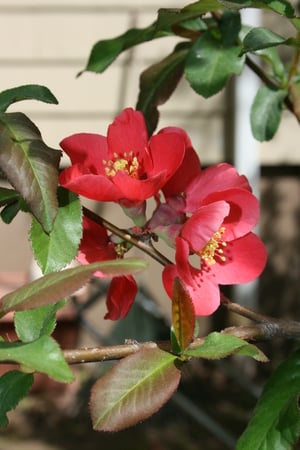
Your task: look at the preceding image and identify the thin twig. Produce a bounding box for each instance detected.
[82,206,172,266]
[61,317,300,364]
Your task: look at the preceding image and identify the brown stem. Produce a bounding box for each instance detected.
[221,295,300,339]
[221,293,272,323]
[61,316,300,364]
[82,206,172,266]
[288,32,300,84]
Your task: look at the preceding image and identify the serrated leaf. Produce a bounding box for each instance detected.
[90,347,181,431]
[137,45,188,135]
[250,85,287,141]
[243,27,288,53]
[0,370,34,428]
[0,258,147,314]
[184,332,268,362]
[79,23,170,75]
[0,336,74,382]
[171,277,196,353]
[0,112,61,232]
[236,350,300,450]
[30,187,82,274]
[185,31,245,98]
[14,302,64,342]
[0,84,58,113]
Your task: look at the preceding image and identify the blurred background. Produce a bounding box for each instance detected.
[0,0,299,448]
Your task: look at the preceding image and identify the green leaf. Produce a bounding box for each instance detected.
[0,112,61,232]
[0,201,21,224]
[243,27,288,53]
[185,30,245,98]
[14,302,64,342]
[184,332,268,362]
[256,47,287,82]
[171,277,196,353]
[0,336,74,382]
[79,23,170,75]
[219,10,241,46]
[137,44,188,135]
[236,350,300,450]
[218,0,295,17]
[156,1,224,31]
[0,258,148,314]
[30,187,82,274]
[0,84,58,113]
[90,347,181,431]
[250,86,287,141]
[0,187,20,207]
[0,370,34,428]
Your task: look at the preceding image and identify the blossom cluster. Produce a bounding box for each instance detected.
[59,108,267,320]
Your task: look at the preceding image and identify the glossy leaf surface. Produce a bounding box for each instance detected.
[30,187,82,273]
[237,350,300,449]
[80,24,170,75]
[14,302,64,343]
[0,112,61,232]
[0,370,34,427]
[0,258,147,314]
[0,84,58,113]
[184,332,268,362]
[185,31,245,98]
[0,336,74,382]
[250,86,287,141]
[91,347,181,431]
[137,45,188,135]
[171,277,196,353]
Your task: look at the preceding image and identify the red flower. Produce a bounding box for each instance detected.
[160,127,201,198]
[78,216,138,320]
[163,232,266,315]
[59,108,186,206]
[163,193,267,316]
[184,162,252,212]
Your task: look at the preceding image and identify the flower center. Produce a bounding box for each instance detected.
[103,151,139,178]
[200,227,227,265]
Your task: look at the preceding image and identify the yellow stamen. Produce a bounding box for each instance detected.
[200,227,227,265]
[103,151,140,178]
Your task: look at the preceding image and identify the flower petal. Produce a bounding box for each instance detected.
[187,270,221,316]
[185,163,251,212]
[60,133,108,172]
[148,132,185,182]
[112,170,166,202]
[104,276,138,320]
[212,232,267,284]
[77,216,116,265]
[181,201,230,252]
[159,127,201,198]
[59,171,122,202]
[107,108,148,157]
[162,250,221,316]
[203,188,260,240]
